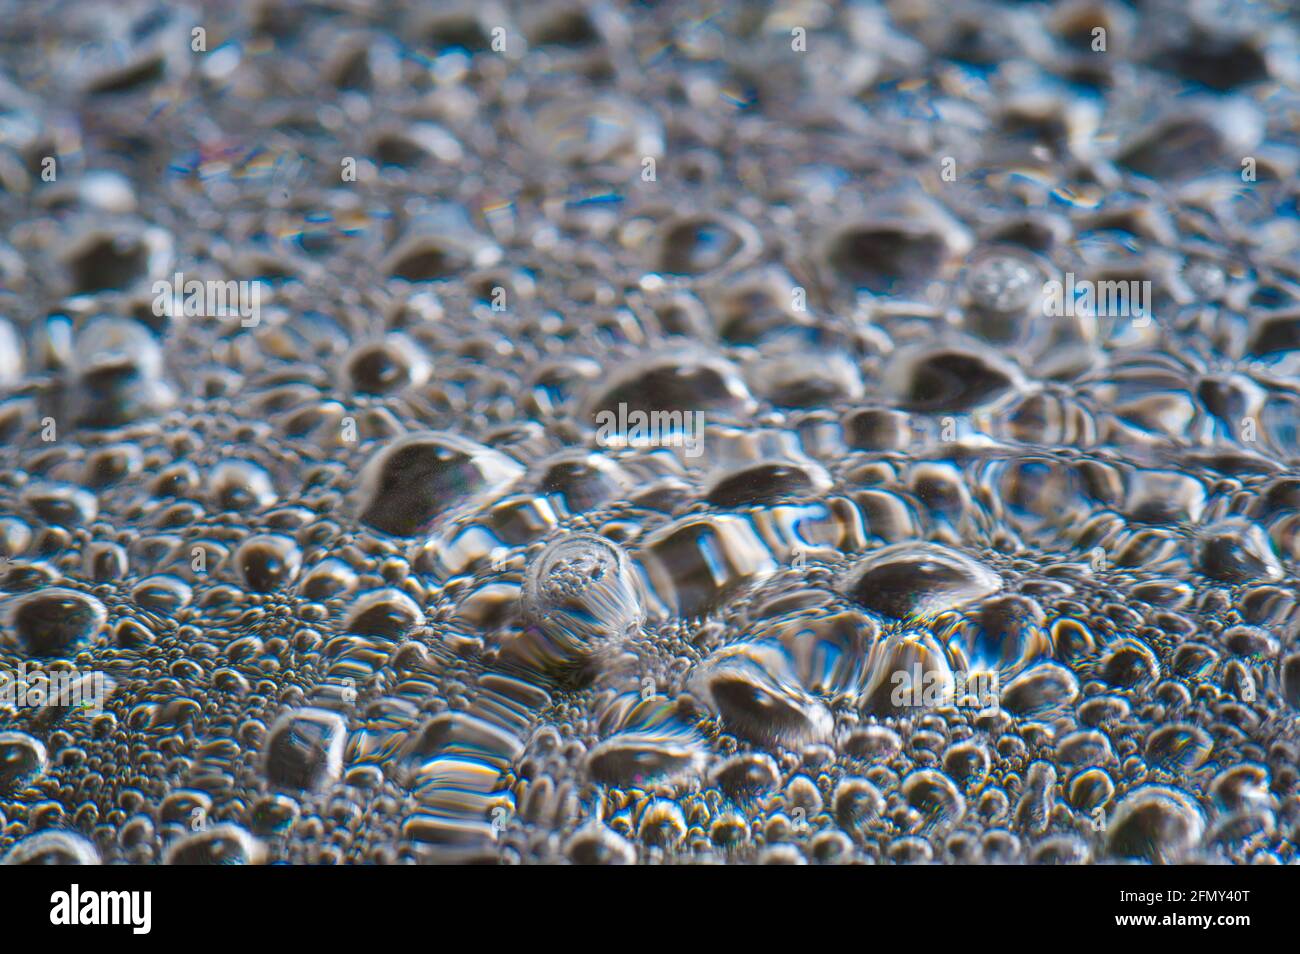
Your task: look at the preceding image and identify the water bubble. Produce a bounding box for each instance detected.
[566,823,635,865]
[841,543,1001,622]
[344,589,424,639]
[656,214,758,277]
[261,708,348,792]
[1106,786,1205,864]
[586,697,705,786]
[236,534,303,592]
[69,316,172,427]
[825,221,954,295]
[0,732,47,791]
[164,824,267,865]
[1196,519,1283,583]
[710,752,781,797]
[518,533,643,670]
[586,353,756,425]
[964,254,1039,316]
[886,344,1021,414]
[356,432,524,537]
[4,588,106,656]
[696,643,834,746]
[2,830,100,865]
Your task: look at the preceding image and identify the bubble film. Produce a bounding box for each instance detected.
[1,0,1299,869]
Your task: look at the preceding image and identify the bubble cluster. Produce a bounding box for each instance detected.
[1,0,1299,867]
